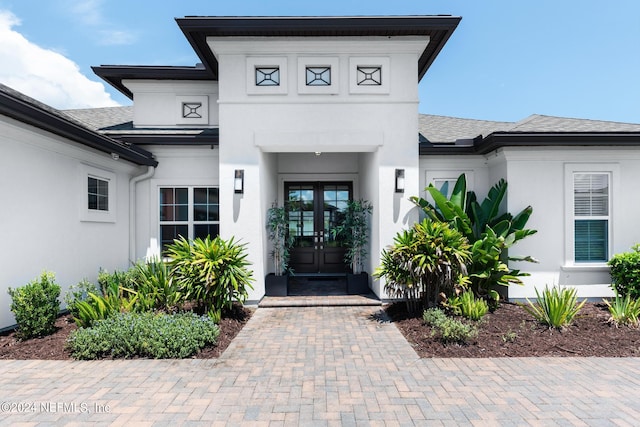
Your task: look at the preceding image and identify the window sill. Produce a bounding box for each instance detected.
[561,264,610,272]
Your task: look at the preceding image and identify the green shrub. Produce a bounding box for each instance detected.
[436,318,478,343]
[608,244,640,299]
[67,312,220,359]
[374,219,471,313]
[448,291,489,321]
[523,285,586,329]
[8,272,61,339]
[411,174,537,298]
[166,236,254,319]
[603,292,640,327]
[131,258,183,312]
[72,275,138,328]
[64,279,100,318]
[422,308,478,344]
[73,292,119,328]
[423,307,448,326]
[98,267,137,290]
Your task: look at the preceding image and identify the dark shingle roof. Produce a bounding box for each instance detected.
[419,114,513,143]
[509,114,640,133]
[63,106,219,145]
[63,106,133,131]
[419,114,640,144]
[419,113,640,155]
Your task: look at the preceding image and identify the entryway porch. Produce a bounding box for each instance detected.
[259,275,381,307]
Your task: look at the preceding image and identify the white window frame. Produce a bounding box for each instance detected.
[157,185,220,251]
[79,164,116,223]
[563,163,618,268]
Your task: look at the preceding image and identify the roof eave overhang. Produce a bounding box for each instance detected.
[107,132,220,146]
[92,66,214,100]
[476,132,640,154]
[176,16,461,81]
[420,132,640,155]
[0,93,157,166]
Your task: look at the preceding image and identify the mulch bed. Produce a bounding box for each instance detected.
[2,302,639,359]
[386,302,640,357]
[0,305,253,360]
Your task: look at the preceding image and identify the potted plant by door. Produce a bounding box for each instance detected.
[340,199,373,294]
[265,203,292,296]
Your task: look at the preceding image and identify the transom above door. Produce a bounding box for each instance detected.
[285,182,352,274]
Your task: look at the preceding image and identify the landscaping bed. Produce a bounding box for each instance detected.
[386,301,640,357]
[2,301,639,359]
[0,305,252,360]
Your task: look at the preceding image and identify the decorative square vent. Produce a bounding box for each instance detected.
[175,95,209,125]
[305,67,331,86]
[349,57,389,94]
[357,66,382,86]
[256,67,280,86]
[182,102,203,119]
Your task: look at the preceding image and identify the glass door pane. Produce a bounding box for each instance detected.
[322,184,349,248]
[287,184,315,248]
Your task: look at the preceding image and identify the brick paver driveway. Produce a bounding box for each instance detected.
[1,306,639,426]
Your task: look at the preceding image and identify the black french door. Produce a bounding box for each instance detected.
[285,182,352,274]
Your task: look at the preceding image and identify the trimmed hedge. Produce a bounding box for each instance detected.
[8,272,60,339]
[608,244,640,299]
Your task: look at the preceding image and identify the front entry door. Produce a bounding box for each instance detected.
[286,182,352,274]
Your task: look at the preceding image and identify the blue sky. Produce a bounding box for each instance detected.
[0,0,638,123]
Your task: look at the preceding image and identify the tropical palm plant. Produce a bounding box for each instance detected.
[374,219,471,314]
[410,174,537,298]
[165,235,254,321]
[132,258,183,312]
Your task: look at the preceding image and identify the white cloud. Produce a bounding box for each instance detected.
[67,0,137,46]
[69,0,105,26]
[0,10,119,109]
[98,29,137,46]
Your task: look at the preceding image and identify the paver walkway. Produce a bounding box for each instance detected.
[1,306,639,426]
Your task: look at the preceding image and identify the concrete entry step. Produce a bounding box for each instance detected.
[259,276,382,307]
[259,294,381,307]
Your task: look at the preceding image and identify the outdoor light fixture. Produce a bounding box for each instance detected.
[395,169,405,193]
[234,169,244,194]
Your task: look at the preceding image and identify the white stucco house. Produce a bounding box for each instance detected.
[2,15,640,329]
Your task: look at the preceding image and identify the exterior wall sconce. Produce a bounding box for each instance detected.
[395,169,405,193]
[234,169,244,194]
